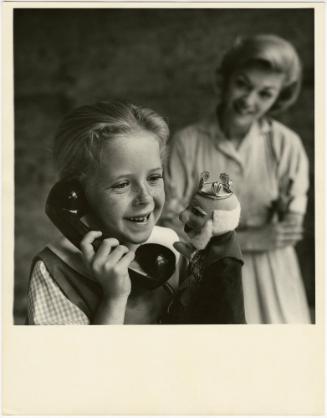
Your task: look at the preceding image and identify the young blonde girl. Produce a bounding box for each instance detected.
[27,100,179,325]
[162,34,311,323]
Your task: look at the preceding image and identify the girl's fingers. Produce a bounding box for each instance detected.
[104,245,130,266]
[94,237,120,259]
[80,230,103,262]
[116,250,135,269]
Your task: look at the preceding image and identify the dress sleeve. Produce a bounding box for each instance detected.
[274,125,310,215]
[27,260,89,325]
[161,128,197,237]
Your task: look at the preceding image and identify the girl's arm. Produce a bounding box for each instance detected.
[80,231,135,325]
[92,295,129,324]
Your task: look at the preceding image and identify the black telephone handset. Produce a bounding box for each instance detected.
[45,179,176,289]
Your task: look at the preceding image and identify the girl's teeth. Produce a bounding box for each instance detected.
[128,214,150,222]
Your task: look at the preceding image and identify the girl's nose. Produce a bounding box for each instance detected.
[133,184,152,205]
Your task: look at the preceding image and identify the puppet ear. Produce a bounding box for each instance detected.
[173,241,196,259]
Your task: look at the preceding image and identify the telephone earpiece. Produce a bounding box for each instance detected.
[45,179,104,251]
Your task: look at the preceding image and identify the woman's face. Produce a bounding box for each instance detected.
[84,130,165,247]
[222,66,285,134]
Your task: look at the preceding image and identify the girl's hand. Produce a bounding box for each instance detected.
[80,231,135,299]
[238,217,304,252]
[80,231,135,324]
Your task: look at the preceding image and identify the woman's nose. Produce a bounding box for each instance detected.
[242,91,257,108]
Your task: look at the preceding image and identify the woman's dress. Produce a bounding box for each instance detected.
[162,115,311,323]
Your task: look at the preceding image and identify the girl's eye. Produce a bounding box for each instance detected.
[112,181,130,190]
[148,174,163,183]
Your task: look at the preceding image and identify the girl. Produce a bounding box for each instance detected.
[27,100,180,325]
[161,34,311,323]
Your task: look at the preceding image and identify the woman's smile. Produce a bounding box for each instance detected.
[234,100,256,116]
[221,67,285,138]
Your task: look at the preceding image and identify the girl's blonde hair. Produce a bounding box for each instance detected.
[216,34,302,113]
[53,100,169,180]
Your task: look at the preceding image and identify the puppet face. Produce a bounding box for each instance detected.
[179,192,240,248]
[179,194,215,236]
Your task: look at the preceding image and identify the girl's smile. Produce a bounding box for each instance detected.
[84,130,165,247]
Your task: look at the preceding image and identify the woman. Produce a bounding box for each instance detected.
[161,34,311,323]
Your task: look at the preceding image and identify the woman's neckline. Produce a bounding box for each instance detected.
[216,105,251,147]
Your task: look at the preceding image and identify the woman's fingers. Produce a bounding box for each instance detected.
[278,223,303,241]
[279,222,303,234]
[275,230,304,247]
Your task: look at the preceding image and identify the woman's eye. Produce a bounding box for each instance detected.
[235,78,248,89]
[260,90,273,100]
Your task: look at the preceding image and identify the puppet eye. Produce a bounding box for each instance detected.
[191,206,207,217]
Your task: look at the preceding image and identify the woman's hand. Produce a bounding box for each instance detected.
[80,231,135,324]
[238,215,304,252]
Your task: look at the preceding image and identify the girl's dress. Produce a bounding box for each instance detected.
[161,114,311,324]
[27,226,180,325]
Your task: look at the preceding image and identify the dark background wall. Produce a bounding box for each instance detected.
[14,8,314,324]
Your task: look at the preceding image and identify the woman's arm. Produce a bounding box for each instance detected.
[240,125,308,254]
[238,213,304,252]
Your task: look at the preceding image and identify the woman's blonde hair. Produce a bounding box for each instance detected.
[216,34,302,113]
[53,100,169,180]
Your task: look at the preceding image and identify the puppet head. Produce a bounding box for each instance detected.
[179,172,241,250]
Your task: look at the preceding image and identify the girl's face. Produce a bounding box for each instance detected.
[222,66,285,134]
[84,130,165,247]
